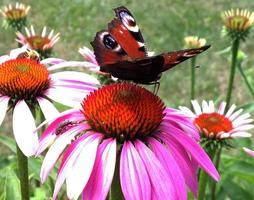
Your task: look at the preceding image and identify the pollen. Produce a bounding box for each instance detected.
[194,112,233,139]
[0,58,50,100]
[82,83,165,141]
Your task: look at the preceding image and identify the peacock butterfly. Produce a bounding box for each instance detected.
[91,6,210,84]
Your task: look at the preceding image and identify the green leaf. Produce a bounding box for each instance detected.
[3,167,21,200]
[31,188,47,200]
[238,102,254,113]
[0,135,16,153]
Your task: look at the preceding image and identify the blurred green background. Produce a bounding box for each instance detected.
[0,0,254,199]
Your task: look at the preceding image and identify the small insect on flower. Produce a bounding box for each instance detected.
[17,48,41,62]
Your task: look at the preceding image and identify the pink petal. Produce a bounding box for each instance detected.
[41,58,65,65]
[36,109,84,155]
[120,141,152,200]
[13,100,39,157]
[157,132,198,196]
[40,125,87,183]
[147,137,187,200]
[66,133,103,199]
[161,124,220,181]
[134,140,175,200]
[48,61,99,72]
[243,147,254,157]
[37,97,59,121]
[82,138,117,200]
[50,71,100,85]
[0,96,9,126]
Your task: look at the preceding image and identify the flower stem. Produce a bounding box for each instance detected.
[108,158,124,200]
[225,39,240,112]
[210,146,222,200]
[198,147,216,200]
[237,61,254,99]
[16,144,29,200]
[190,57,196,102]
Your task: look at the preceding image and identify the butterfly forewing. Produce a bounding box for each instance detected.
[161,45,211,71]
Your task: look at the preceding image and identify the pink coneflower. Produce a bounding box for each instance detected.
[243,147,254,157]
[37,83,219,200]
[0,46,99,157]
[180,100,254,140]
[16,25,60,58]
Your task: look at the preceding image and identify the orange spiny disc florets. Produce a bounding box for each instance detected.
[27,36,51,50]
[194,112,233,139]
[0,58,50,100]
[82,83,165,141]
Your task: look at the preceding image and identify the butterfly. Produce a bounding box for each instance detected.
[91,6,210,84]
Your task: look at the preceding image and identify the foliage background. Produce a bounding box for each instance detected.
[0,0,254,199]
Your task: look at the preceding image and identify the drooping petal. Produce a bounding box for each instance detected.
[13,100,39,157]
[40,125,87,183]
[191,100,202,115]
[243,147,254,157]
[47,61,99,71]
[0,96,9,126]
[53,133,93,199]
[0,55,10,64]
[82,138,117,200]
[120,141,152,200]
[66,133,103,200]
[134,140,175,200]
[147,137,187,200]
[36,109,84,155]
[157,132,198,196]
[37,97,59,121]
[160,124,220,181]
[40,58,65,65]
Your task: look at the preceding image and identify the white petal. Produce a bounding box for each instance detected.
[13,101,39,157]
[0,96,9,126]
[178,106,196,118]
[201,100,210,113]
[37,98,59,121]
[191,100,202,115]
[208,101,215,112]
[48,61,99,72]
[218,102,226,114]
[230,132,252,138]
[0,55,10,64]
[225,104,237,118]
[9,46,28,59]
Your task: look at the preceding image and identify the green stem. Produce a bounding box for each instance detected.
[190,57,196,102]
[16,144,29,200]
[225,39,240,112]
[210,146,222,200]
[108,157,124,200]
[198,147,216,200]
[237,62,254,99]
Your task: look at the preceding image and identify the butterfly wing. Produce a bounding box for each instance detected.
[108,6,147,59]
[161,45,211,71]
[100,56,164,83]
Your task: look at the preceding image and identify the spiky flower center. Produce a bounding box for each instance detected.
[0,58,50,100]
[26,36,51,50]
[82,83,165,141]
[194,112,233,139]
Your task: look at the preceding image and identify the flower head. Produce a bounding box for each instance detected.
[0,47,99,156]
[184,36,207,48]
[221,9,254,40]
[180,100,254,142]
[37,83,219,200]
[16,26,60,58]
[0,2,30,30]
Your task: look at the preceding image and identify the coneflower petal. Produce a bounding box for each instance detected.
[13,100,39,157]
[0,96,9,126]
[82,138,117,200]
[120,141,152,200]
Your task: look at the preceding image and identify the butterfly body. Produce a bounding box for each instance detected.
[91,6,210,84]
